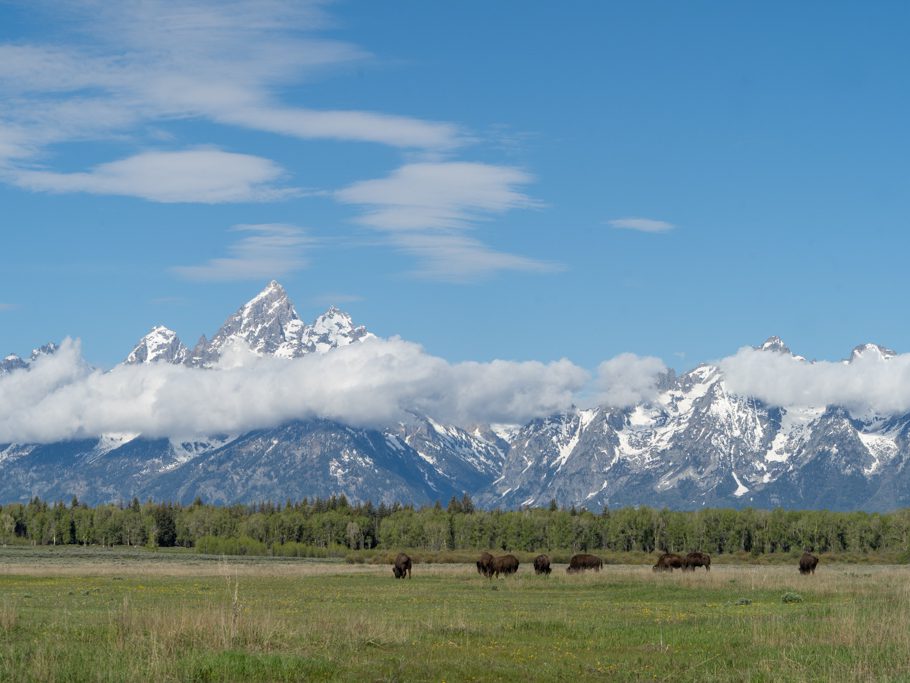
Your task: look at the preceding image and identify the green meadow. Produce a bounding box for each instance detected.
[0,547,908,682]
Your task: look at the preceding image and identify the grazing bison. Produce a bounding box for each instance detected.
[799,552,819,575]
[490,554,520,577]
[652,553,685,572]
[683,551,711,571]
[392,552,412,579]
[566,553,604,573]
[533,554,552,575]
[476,551,494,577]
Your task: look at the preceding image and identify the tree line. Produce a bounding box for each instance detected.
[2,495,909,557]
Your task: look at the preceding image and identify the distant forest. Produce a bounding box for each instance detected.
[2,495,909,558]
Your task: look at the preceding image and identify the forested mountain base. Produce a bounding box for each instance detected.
[3,496,909,560]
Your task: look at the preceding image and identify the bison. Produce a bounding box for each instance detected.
[652,553,685,572]
[392,552,412,579]
[476,551,494,577]
[533,554,552,575]
[683,551,711,571]
[799,551,819,575]
[566,553,603,573]
[490,554,520,577]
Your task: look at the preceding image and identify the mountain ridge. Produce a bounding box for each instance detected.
[1,284,908,511]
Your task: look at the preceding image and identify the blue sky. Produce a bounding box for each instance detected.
[2,1,909,371]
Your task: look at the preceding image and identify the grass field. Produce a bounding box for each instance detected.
[0,547,908,681]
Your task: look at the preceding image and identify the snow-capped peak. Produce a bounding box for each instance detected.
[187,282,373,365]
[303,306,374,353]
[29,342,58,360]
[758,336,791,354]
[125,326,189,365]
[0,353,27,375]
[849,343,896,363]
[189,281,301,365]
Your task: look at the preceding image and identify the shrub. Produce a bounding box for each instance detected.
[195,535,267,556]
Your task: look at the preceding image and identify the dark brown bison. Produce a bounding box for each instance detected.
[566,553,603,573]
[652,553,685,572]
[799,552,819,575]
[683,551,711,571]
[392,552,412,579]
[490,554,519,577]
[476,551,494,577]
[533,554,551,575]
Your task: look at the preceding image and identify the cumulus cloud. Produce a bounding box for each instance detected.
[608,217,675,233]
[594,353,668,408]
[0,338,591,443]
[720,346,910,416]
[172,224,313,281]
[11,149,295,203]
[336,162,557,280]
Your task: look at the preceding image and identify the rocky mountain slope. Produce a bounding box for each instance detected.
[2,284,909,510]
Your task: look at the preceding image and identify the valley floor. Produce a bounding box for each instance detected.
[0,548,908,681]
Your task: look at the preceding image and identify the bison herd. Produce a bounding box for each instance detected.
[652,551,712,572]
[393,549,821,578]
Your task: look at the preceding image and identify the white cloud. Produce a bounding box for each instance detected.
[337,162,538,230]
[389,232,560,282]
[594,353,667,408]
[218,105,463,150]
[0,304,17,312]
[0,338,589,443]
[336,162,557,280]
[0,0,462,173]
[12,149,295,203]
[720,346,910,416]
[608,217,675,233]
[172,224,312,281]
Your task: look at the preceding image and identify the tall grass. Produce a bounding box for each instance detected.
[1,550,909,681]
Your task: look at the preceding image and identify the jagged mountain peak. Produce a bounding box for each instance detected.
[245,280,290,308]
[30,342,58,360]
[184,282,373,365]
[125,326,188,365]
[849,343,896,363]
[189,281,301,365]
[0,353,27,375]
[1,342,57,375]
[304,306,373,353]
[758,336,791,354]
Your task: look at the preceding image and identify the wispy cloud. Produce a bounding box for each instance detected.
[389,232,560,283]
[336,162,558,280]
[11,149,296,203]
[172,224,313,281]
[608,217,675,233]
[0,1,463,175]
[310,293,364,306]
[0,303,17,312]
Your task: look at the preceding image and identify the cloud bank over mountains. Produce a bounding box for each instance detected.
[0,338,592,443]
[721,345,910,417]
[3,330,909,446]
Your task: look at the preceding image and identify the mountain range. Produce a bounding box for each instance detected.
[2,282,908,511]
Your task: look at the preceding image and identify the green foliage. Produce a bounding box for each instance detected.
[781,592,804,603]
[2,498,910,561]
[196,535,268,556]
